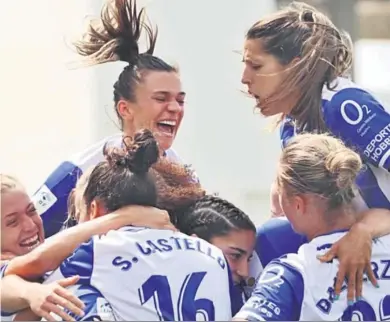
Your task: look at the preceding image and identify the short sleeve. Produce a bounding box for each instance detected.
[68,285,116,321]
[235,259,304,321]
[323,87,390,170]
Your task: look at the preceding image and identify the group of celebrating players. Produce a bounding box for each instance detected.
[1,0,390,321]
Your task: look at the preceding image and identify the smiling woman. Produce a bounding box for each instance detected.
[31,0,193,238]
[1,174,44,258]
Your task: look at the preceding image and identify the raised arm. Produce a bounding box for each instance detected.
[4,206,173,279]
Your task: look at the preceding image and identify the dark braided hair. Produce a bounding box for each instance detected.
[173,195,256,242]
[74,0,177,129]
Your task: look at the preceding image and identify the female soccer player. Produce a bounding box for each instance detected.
[241,1,390,212]
[235,133,390,321]
[33,0,190,238]
[37,129,236,321]
[1,173,174,321]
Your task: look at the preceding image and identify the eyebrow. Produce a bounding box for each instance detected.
[26,202,36,211]
[4,212,18,219]
[229,247,247,255]
[153,91,186,96]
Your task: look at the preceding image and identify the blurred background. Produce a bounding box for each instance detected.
[1,0,389,225]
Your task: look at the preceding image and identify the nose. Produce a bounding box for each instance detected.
[167,100,182,113]
[241,66,251,85]
[236,259,250,280]
[21,215,37,233]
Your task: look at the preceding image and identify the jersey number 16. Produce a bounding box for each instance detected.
[138,271,215,321]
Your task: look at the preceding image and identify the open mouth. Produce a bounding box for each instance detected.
[248,91,261,106]
[156,120,177,137]
[19,234,40,251]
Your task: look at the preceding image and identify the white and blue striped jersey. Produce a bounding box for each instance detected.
[31,133,187,238]
[280,77,390,210]
[236,230,390,321]
[44,227,236,321]
[243,218,306,298]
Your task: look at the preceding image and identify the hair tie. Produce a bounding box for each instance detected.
[301,10,315,23]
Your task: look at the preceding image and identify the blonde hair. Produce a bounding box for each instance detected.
[67,167,95,223]
[277,133,362,209]
[247,1,353,132]
[1,174,24,193]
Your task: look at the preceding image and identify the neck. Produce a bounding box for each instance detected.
[306,206,356,241]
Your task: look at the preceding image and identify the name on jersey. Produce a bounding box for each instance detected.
[112,236,226,271]
[316,259,390,314]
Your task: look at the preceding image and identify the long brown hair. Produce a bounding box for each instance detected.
[247,1,353,132]
[74,0,177,129]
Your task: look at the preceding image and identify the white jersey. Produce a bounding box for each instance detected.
[236,230,390,321]
[31,133,191,238]
[44,227,235,321]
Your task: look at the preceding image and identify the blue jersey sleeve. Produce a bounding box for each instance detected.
[32,161,83,238]
[256,218,307,267]
[59,237,94,284]
[324,87,390,170]
[235,259,304,321]
[66,285,116,321]
[280,116,295,149]
[1,262,8,279]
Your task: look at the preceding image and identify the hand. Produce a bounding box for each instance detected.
[112,205,177,231]
[317,223,377,302]
[1,251,16,261]
[25,275,85,321]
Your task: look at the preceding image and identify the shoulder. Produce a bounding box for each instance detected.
[256,218,307,266]
[68,133,123,170]
[322,78,389,130]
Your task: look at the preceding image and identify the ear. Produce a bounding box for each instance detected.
[89,200,107,220]
[117,99,134,122]
[293,194,307,217]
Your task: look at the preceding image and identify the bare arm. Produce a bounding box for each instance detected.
[5,205,172,279]
[0,275,35,312]
[1,275,84,320]
[355,208,390,238]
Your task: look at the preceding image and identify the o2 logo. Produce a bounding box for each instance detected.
[340,100,371,126]
[340,295,390,321]
[257,265,285,291]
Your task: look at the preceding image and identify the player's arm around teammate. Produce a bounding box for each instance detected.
[235,134,389,321]
[1,173,174,321]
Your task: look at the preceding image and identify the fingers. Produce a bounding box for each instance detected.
[54,287,85,315]
[365,264,378,288]
[317,248,336,263]
[355,269,364,299]
[42,302,75,321]
[346,267,357,304]
[334,264,346,299]
[57,276,80,288]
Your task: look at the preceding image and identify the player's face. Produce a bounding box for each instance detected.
[210,229,256,284]
[241,38,293,117]
[278,187,306,234]
[1,189,44,256]
[122,71,185,152]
